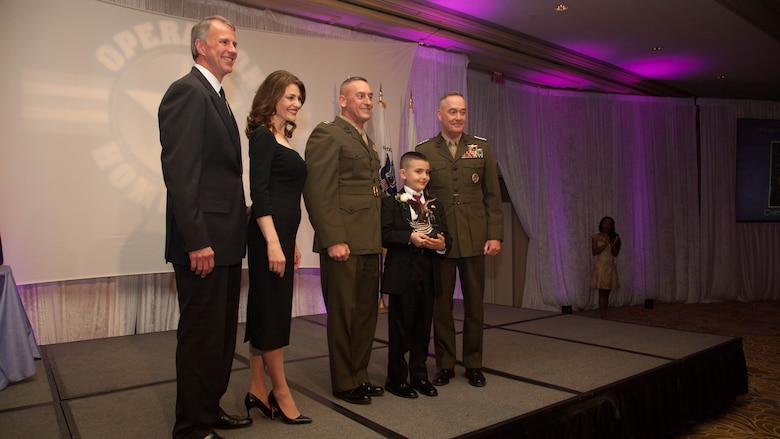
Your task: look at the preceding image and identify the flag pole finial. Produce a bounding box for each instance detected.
[378,83,386,108]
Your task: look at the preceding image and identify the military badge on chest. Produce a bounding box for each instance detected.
[462,144,484,159]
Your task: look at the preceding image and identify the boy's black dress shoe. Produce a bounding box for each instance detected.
[411,378,438,396]
[465,368,486,387]
[385,381,418,399]
[358,382,385,396]
[215,409,253,429]
[333,388,372,404]
[433,368,455,386]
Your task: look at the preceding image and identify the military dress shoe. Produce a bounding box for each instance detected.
[385,381,418,399]
[411,378,438,396]
[358,382,385,396]
[433,368,455,386]
[215,409,252,429]
[333,388,372,405]
[465,368,486,387]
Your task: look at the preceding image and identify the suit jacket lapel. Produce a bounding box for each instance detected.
[190,68,241,155]
[401,202,413,223]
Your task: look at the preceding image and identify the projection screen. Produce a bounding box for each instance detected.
[0,0,416,284]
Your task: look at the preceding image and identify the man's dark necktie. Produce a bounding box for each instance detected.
[219,88,232,116]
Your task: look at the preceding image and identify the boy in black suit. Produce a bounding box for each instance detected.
[381,151,450,398]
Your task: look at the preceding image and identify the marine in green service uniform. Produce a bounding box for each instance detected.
[415,91,504,388]
[303,76,386,405]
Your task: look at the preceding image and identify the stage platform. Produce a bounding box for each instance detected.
[0,301,747,438]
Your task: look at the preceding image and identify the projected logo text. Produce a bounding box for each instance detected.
[91,20,261,213]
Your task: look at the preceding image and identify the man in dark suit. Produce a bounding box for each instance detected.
[303,76,385,405]
[415,92,504,388]
[159,16,250,439]
[381,151,450,399]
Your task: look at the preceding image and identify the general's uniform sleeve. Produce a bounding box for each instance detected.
[159,81,210,252]
[303,124,348,249]
[480,141,504,242]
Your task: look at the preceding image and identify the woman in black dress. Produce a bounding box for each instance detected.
[243,70,310,424]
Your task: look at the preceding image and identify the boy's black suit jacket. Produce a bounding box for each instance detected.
[380,194,451,295]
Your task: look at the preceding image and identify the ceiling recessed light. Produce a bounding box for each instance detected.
[716,75,726,80]
[652,46,662,51]
[554,4,568,12]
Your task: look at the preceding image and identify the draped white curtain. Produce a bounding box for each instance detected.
[698,98,780,301]
[400,48,469,152]
[467,71,702,311]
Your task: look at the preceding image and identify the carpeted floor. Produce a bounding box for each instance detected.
[1,301,750,438]
[577,301,780,439]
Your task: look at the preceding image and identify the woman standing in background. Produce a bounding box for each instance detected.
[590,216,621,319]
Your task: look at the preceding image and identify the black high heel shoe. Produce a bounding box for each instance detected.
[268,391,312,425]
[244,392,274,419]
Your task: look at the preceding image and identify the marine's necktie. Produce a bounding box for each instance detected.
[448,140,457,158]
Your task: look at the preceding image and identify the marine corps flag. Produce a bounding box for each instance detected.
[375,84,398,195]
